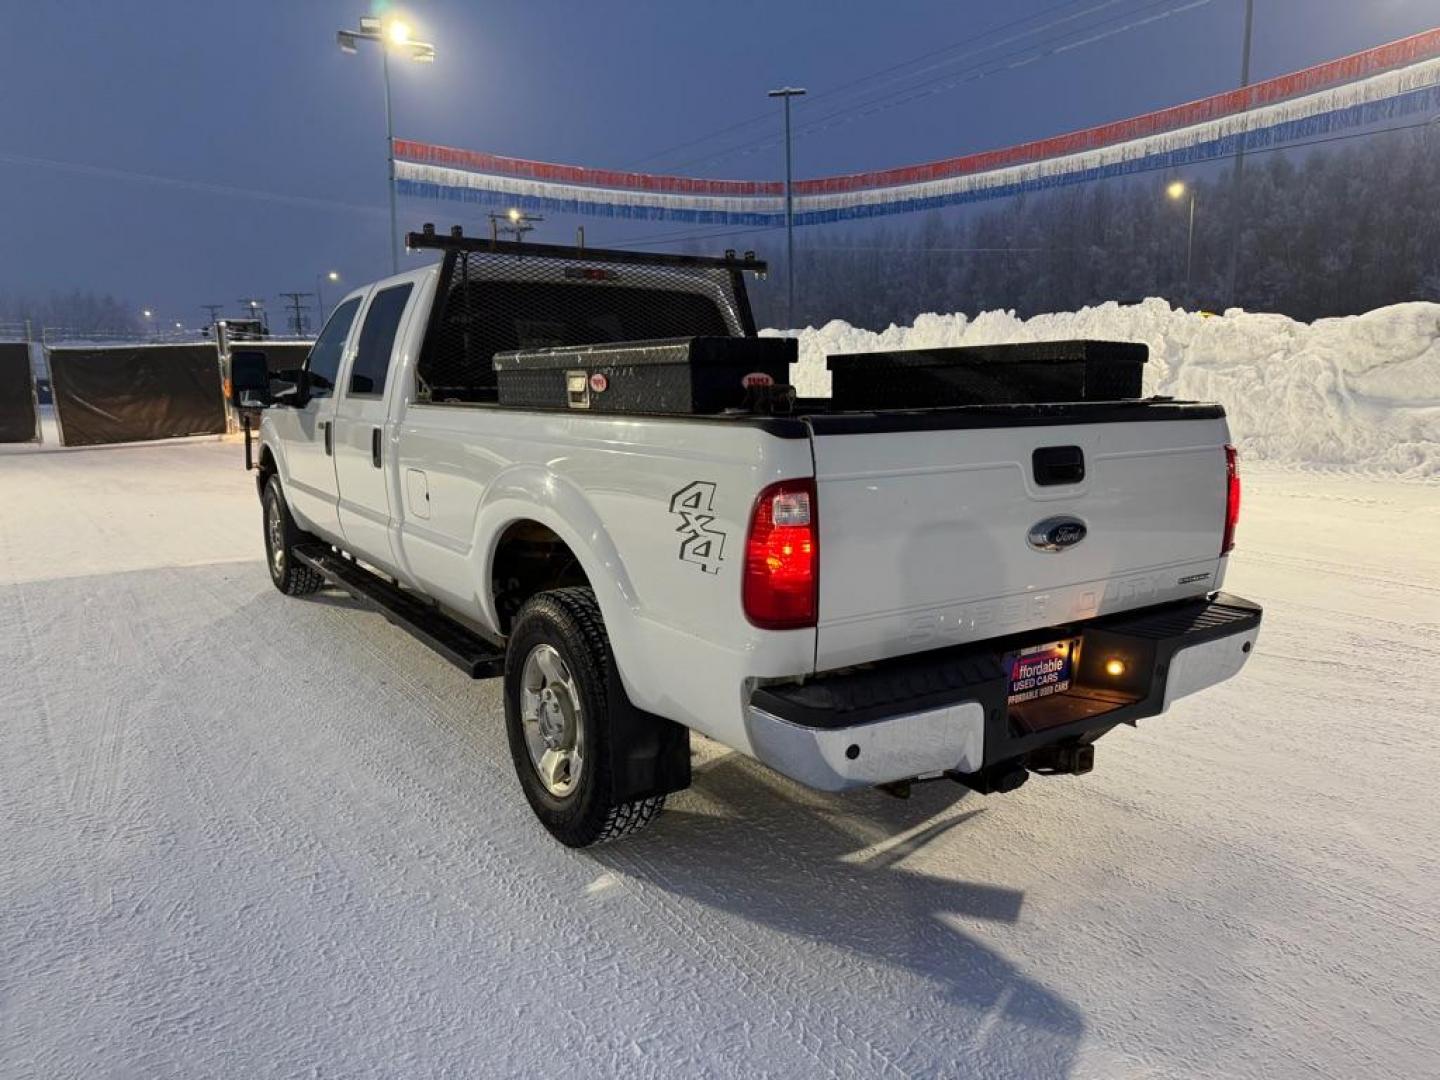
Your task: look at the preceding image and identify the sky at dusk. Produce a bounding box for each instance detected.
[1,0,1435,328]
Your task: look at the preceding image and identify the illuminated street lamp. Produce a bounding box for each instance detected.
[142,308,157,339]
[338,14,436,275]
[489,207,542,242]
[239,298,268,334]
[315,269,341,322]
[1167,180,1197,298]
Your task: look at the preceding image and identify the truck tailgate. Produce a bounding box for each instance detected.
[808,409,1232,670]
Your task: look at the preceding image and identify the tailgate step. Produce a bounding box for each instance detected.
[292,545,505,679]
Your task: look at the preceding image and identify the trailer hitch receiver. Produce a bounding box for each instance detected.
[1028,744,1095,776]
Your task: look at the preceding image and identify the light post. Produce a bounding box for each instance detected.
[315,270,340,322]
[338,15,436,275]
[489,207,543,242]
[142,309,156,340]
[1167,180,1196,301]
[1226,0,1255,308]
[239,299,268,334]
[768,86,806,330]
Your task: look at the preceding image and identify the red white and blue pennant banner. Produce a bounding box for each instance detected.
[395,29,1440,227]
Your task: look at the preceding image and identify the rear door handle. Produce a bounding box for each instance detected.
[371,427,382,468]
[320,420,332,456]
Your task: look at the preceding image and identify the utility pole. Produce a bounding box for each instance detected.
[278,292,313,337]
[201,304,225,327]
[768,87,806,330]
[489,208,543,242]
[1225,0,1255,309]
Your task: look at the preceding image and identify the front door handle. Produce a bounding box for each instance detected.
[371,427,382,468]
[320,420,332,456]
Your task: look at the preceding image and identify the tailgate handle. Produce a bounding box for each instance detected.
[1033,445,1085,486]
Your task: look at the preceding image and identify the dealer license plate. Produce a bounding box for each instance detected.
[1004,639,1077,705]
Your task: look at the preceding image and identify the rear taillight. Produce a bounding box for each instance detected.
[1222,444,1241,554]
[743,479,818,630]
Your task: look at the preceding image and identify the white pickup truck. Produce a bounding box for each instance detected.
[235,227,1261,847]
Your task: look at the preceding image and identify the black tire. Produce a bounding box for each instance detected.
[262,475,324,597]
[503,587,665,847]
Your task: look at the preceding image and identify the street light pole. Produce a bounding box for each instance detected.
[768,87,806,330]
[1185,188,1196,293]
[1225,0,1255,308]
[315,271,339,323]
[338,16,436,277]
[382,44,398,275]
[1167,180,1197,302]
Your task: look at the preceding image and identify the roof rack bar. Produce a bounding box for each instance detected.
[405,224,768,275]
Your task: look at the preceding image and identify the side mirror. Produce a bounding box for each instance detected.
[231,350,272,408]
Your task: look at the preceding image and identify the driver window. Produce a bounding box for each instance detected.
[304,296,363,396]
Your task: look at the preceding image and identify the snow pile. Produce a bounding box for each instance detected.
[769,299,1440,478]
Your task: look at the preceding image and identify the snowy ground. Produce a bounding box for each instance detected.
[2,417,1438,1079]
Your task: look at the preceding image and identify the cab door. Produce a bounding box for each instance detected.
[279,294,364,540]
[332,281,416,571]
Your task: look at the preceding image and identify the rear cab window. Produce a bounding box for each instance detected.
[348,284,415,398]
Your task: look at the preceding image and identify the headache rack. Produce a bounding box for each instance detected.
[405,225,768,405]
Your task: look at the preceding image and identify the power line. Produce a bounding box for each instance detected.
[786,0,1217,148]
[667,0,1213,172]
[629,0,1127,171]
[785,0,1133,120]
[0,150,386,217]
[687,0,1214,170]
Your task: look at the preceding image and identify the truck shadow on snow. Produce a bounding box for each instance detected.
[596,752,1087,1077]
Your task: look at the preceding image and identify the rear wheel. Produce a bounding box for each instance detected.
[503,587,665,847]
[262,476,324,597]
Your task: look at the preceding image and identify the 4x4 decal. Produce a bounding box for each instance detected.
[669,481,726,575]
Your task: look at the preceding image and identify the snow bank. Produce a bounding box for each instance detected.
[767,299,1440,478]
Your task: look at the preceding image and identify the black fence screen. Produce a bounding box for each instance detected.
[417,246,755,403]
[0,342,39,443]
[48,344,226,447]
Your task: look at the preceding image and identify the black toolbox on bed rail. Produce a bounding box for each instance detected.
[826,339,1148,410]
[493,335,796,414]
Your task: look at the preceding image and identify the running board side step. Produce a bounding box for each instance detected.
[292,545,505,679]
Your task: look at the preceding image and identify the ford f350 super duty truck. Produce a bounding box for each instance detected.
[233,226,1260,847]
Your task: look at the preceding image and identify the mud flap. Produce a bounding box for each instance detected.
[606,658,691,801]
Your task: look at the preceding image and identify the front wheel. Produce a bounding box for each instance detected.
[503,587,665,847]
[262,476,324,597]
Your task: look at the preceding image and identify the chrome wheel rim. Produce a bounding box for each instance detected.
[266,491,285,578]
[520,644,584,798]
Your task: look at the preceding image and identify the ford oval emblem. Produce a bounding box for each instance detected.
[1027,515,1087,553]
